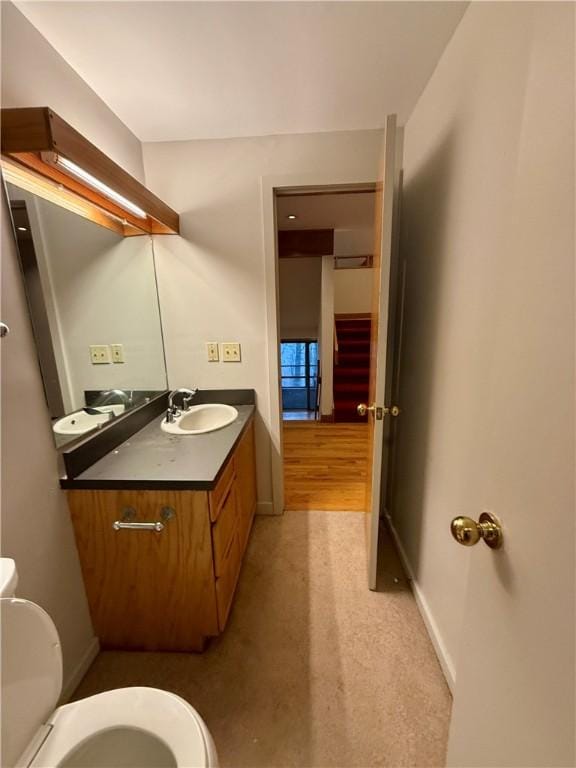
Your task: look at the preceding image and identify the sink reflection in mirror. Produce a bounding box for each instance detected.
[6,182,168,449]
[53,405,124,437]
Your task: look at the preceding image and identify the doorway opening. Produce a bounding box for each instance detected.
[275,185,376,511]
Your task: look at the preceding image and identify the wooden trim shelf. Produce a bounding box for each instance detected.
[277,228,334,258]
[1,107,179,236]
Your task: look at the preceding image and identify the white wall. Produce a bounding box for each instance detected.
[333,228,374,314]
[1,2,144,180]
[394,0,574,690]
[334,269,373,315]
[319,255,335,417]
[278,257,321,340]
[334,227,373,257]
[144,130,383,505]
[0,3,146,693]
[1,190,97,692]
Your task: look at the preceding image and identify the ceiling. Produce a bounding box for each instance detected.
[15,1,467,143]
[276,191,375,231]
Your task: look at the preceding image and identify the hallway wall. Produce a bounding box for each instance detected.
[279,257,322,340]
[333,269,373,315]
[394,0,575,689]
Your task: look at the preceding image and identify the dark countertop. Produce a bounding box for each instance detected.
[60,405,255,491]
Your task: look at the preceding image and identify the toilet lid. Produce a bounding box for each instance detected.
[33,687,213,768]
[0,598,62,768]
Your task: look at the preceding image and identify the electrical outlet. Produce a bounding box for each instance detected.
[206,342,219,362]
[221,342,241,362]
[89,345,111,364]
[111,344,125,363]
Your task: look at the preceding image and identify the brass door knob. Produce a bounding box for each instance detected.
[450,512,503,549]
[357,403,401,417]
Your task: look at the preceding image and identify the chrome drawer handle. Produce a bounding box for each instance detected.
[113,520,165,532]
[112,506,174,532]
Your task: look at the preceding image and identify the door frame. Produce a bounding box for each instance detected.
[261,174,378,515]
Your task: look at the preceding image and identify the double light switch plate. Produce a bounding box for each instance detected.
[89,345,111,364]
[222,343,241,362]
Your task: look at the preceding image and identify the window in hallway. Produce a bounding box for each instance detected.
[281,340,318,417]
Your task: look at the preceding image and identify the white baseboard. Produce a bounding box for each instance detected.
[384,512,456,692]
[60,636,100,703]
[256,501,278,516]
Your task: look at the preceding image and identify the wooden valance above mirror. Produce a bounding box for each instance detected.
[1,107,179,236]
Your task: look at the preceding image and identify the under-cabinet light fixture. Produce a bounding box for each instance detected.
[287,214,297,220]
[55,156,147,219]
[2,107,180,234]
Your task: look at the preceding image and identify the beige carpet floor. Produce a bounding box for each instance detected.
[73,512,451,767]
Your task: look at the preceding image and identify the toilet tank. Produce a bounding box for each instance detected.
[1,588,63,767]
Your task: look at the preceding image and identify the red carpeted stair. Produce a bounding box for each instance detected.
[333,316,371,422]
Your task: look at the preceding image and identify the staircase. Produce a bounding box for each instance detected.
[333,316,371,422]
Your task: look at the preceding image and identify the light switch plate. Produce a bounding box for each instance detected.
[89,345,111,364]
[111,344,125,363]
[221,342,241,362]
[206,342,219,362]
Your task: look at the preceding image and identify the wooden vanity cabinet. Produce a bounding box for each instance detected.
[67,418,257,652]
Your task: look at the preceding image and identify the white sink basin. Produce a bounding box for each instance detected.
[161,403,239,435]
[53,405,125,436]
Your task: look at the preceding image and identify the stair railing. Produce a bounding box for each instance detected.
[334,254,374,269]
[334,318,339,366]
[315,360,322,419]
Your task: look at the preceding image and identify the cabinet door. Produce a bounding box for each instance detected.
[215,525,243,631]
[235,418,257,553]
[208,454,236,522]
[212,483,238,577]
[67,490,218,651]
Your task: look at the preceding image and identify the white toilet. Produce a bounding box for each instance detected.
[0,559,218,768]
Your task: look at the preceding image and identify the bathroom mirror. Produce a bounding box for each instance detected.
[5,180,168,449]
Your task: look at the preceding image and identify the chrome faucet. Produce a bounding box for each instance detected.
[99,389,132,407]
[166,387,198,423]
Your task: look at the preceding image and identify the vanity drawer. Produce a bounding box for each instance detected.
[212,483,238,577]
[215,527,242,631]
[209,455,236,522]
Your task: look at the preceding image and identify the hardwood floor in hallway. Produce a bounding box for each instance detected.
[283,422,369,511]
